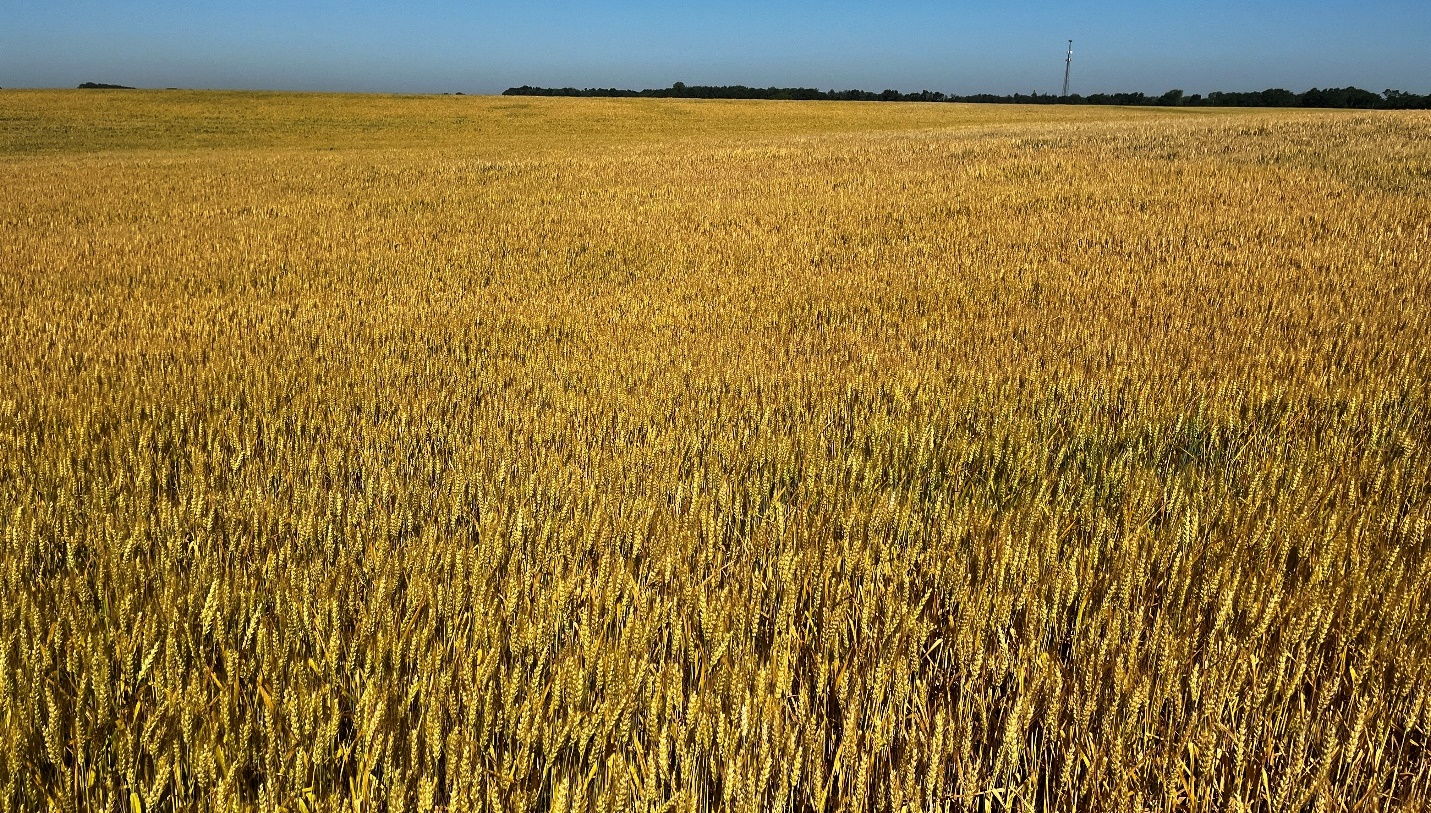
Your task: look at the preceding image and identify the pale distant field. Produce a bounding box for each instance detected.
[2,91,1429,812]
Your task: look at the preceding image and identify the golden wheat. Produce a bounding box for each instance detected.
[1,90,1428,812]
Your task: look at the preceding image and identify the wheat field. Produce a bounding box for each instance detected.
[1,90,1429,812]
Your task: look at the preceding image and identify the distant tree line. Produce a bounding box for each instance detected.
[504,82,1431,109]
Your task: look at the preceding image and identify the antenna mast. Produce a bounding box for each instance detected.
[1063,40,1073,96]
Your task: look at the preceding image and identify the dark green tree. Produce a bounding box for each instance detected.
[1157,89,1185,106]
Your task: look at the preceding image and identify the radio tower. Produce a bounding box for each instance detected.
[1063,40,1073,96]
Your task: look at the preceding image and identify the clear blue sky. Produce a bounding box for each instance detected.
[2,1,1427,95]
